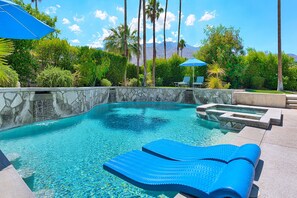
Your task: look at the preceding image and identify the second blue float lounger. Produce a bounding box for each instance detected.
[142,139,261,167]
[103,150,255,198]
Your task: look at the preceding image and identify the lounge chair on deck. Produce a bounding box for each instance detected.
[177,76,190,87]
[142,139,261,167]
[103,150,255,198]
[193,76,204,87]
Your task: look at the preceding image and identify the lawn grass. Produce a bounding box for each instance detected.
[246,89,296,94]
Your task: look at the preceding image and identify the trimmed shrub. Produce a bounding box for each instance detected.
[0,65,19,87]
[100,78,112,86]
[37,67,73,87]
[127,78,140,87]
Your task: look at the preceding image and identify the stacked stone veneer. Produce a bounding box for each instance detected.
[193,89,235,104]
[116,87,186,102]
[0,87,236,131]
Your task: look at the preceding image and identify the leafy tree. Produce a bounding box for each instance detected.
[178,39,186,57]
[8,0,58,86]
[146,0,164,86]
[194,25,244,88]
[104,25,139,60]
[34,38,78,71]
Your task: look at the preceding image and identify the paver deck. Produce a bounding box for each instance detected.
[176,108,297,198]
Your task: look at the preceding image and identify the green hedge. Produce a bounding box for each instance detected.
[76,47,127,86]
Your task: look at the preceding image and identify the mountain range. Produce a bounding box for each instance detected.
[128,41,297,64]
[130,42,199,64]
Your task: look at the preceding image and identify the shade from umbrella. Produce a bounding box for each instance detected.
[0,0,54,39]
[180,58,207,86]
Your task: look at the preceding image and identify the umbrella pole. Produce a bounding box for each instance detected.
[192,67,194,88]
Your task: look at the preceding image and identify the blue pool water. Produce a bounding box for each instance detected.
[0,102,226,197]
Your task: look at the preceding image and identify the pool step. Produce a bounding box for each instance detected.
[286,104,297,109]
[286,95,297,109]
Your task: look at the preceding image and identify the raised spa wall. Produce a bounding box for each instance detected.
[0,87,238,131]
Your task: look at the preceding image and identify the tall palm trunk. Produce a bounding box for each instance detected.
[177,0,182,55]
[137,0,142,86]
[143,0,147,86]
[35,1,38,11]
[152,0,156,86]
[163,0,168,59]
[124,0,128,86]
[277,0,283,91]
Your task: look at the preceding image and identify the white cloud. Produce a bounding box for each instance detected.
[166,37,175,42]
[116,6,124,13]
[88,28,111,48]
[69,24,81,33]
[147,11,176,32]
[56,4,61,8]
[109,16,118,25]
[71,39,80,44]
[62,18,70,25]
[45,6,57,15]
[185,14,196,26]
[94,10,108,20]
[73,16,85,23]
[199,11,216,22]
[171,31,178,37]
[147,36,162,44]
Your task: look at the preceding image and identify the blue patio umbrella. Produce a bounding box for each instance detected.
[180,58,207,85]
[0,0,54,39]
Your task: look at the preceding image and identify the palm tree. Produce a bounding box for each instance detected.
[146,0,164,86]
[177,0,182,55]
[31,0,41,11]
[206,62,226,89]
[277,0,283,91]
[124,0,128,86]
[104,25,139,60]
[178,39,186,57]
[137,0,142,86]
[163,0,168,59]
[143,0,147,86]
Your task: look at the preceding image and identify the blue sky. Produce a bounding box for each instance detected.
[24,0,297,54]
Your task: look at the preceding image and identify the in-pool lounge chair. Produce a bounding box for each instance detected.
[177,76,190,87]
[103,150,255,198]
[142,139,261,167]
[193,76,204,87]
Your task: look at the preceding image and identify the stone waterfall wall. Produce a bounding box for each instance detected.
[0,88,110,131]
[0,87,235,131]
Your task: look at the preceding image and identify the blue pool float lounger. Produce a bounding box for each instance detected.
[103,150,256,198]
[142,139,261,167]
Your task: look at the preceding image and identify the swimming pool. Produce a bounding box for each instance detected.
[0,102,226,197]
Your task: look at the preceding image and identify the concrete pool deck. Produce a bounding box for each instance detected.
[177,108,297,198]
